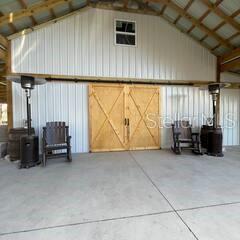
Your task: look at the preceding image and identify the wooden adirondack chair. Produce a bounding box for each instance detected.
[171,120,202,155]
[42,122,72,166]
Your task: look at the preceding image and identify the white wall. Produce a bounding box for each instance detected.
[13,82,240,153]
[12,81,89,153]
[11,8,216,82]
[161,86,213,148]
[220,89,240,146]
[161,86,240,148]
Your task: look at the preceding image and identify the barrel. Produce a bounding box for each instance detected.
[8,128,35,161]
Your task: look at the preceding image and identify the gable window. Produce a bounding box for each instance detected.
[115,20,136,46]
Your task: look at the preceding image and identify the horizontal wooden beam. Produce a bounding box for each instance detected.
[0,0,71,27]
[221,58,240,72]
[146,0,234,50]
[220,48,240,64]
[8,72,215,85]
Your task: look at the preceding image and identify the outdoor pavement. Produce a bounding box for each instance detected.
[0,148,240,240]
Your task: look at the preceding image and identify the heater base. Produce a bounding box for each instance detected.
[206,128,224,158]
[206,152,224,157]
[19,136,40,169]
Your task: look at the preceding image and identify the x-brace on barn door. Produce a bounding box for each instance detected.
[89,84,160,152]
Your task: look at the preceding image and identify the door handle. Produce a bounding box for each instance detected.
[127,118,130,141]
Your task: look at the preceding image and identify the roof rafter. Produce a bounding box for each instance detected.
[221,58,240,72]
[220,48,240,72]
[68,1,74,11]
[44,0,57,18]
[134,0,214,53]
[0,0,72,27]
[220,48,240,64]
[200,8,240,44]
[0,11,17,34]
[18,0,38,26]
[187,0,223,34]
[174,0,194,25]
[200,0,240,32]
[146,0,233,50]
[160,5,167,15]
[123,0,129,8]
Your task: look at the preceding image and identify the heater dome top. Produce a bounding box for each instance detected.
[6,75,46,89]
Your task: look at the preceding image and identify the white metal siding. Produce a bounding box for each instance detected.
[12,83,240,153]
[161,86,240,148]
[161,86,213,148]
[12,81,89,153]
[11,8,216,82]
[220,89,240,146]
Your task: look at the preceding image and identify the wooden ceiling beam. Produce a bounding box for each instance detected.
[133,0,214,53]
[0,11,17,34]
[160,5,167,15]
[220,48,240,64]
[68,1,74,11]
[91,1,158,16]
[123,0,129,9]
[0,35,8,49]
[45,0,57,18]
[228,32,240,42]
[18,0,38,26]
[0,49,7,61]
[146,0,233,49]
[0,0,72,27]
[200,0,240,32]
[174,0,194,25]
[200,8,240,43]
[221,58,240,72]
[187,8,211,33]
[187,0,223,34]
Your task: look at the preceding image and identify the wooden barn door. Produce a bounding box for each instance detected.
[127,85,160,150]
[89,84,160,152]
[89,84,126,152]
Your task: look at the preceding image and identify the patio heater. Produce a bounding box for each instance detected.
[7,75,46,168]
[207,83,228,157]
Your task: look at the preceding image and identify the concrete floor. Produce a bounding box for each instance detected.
[0,149,240,240]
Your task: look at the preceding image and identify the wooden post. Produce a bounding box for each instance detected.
[7,40,13,129]
[216,56,221,126]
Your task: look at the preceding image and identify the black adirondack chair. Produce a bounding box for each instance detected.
[42,122,72,166]
[171,120,202,155]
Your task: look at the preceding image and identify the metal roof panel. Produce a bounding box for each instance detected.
[219,0,240,15]
[0,0,21,14]
[177,17,192,31]
[164,7,179,22]
[217,24,238,39]
[202,12,222,29]
[203,36,219,48]
[187,1,209,19]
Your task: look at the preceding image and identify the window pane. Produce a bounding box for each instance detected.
[116,34,135,46]
[116,21,135,33]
